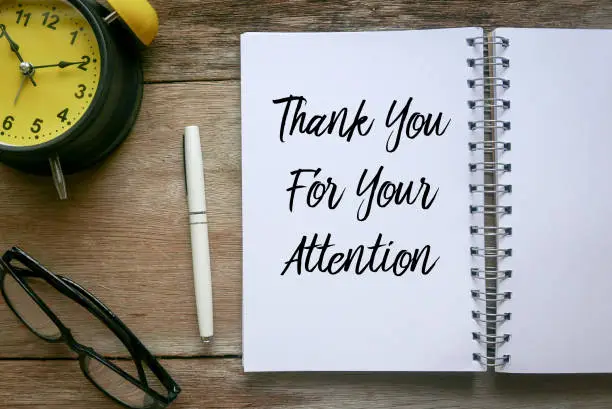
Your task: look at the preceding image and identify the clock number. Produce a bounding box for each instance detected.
[3,116,14,131]
[78,56,91,71]
[42,12,60,30]
[57,108,69,123]
[16,10,31,26]
[75,84,87,99]
[70,30,78,45]
[31,118,43,134]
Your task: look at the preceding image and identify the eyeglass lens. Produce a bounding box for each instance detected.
[86,355,158,408]
[3,272,62,340]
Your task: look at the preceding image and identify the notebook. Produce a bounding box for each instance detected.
[240,26,612,374]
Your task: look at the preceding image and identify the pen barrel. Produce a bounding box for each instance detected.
[190,216,214,339]
[184,125,214,340]
[185,127,207,212]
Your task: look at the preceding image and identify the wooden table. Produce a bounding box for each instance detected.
[2,1,612,408]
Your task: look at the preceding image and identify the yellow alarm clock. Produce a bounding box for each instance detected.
[0,0,158,198]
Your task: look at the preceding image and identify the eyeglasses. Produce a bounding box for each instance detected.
[0,246,181,409]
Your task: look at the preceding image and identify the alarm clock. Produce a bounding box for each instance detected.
[0,0,158,198]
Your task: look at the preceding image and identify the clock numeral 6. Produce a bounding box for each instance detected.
[31,118,43,134]
[3,116,14,131]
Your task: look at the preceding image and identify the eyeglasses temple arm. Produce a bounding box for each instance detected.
[10,266,46,278]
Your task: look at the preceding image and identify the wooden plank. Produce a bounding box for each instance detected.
[2,358,612,408]
[0,81,242,358]
[142,0,612,82]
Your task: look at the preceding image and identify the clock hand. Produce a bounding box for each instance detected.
[1,24,36,87]
[0,24,24,63]
[31,61,82,69]
[14,75,27,106]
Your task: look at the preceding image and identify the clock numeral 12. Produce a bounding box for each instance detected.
[16,9,32,26]
[42,12,60,30]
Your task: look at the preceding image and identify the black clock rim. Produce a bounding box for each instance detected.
[0,0,112,154]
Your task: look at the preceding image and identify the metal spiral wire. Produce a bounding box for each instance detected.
[467,33,512,369]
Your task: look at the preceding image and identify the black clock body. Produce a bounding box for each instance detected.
[0,0,143,176]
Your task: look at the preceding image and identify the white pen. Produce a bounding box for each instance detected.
[184,125,214,342]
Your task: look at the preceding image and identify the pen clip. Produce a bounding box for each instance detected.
[183,133,188,196]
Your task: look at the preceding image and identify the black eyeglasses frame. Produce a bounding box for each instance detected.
[0,246,181,409]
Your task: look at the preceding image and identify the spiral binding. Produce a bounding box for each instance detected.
[472,310,512,324]
[467,33,512,369]
[470,184,512,194]
[470,226,512,237]
[468,77,510,89]
[469,162,511,172]
[468,141,511,152]
[466,36,510,47]
[468,120,511,131]
[472,332,511,344]
[470,267,512,280]
[468,99,510,110]
[470,205,512,215]
[467,56,510,68]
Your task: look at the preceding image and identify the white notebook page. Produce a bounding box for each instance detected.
[494,27,612,373]
[241,27,485,372]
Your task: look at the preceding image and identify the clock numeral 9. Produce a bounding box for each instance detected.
[75,84,87,99]
[42,12,60,30]
[31,118,43,134]
[3,116,14,131]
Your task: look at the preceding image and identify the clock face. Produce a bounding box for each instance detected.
[0,0,102,148]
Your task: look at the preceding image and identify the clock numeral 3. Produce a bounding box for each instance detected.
[3,116,14,131]
[78,56,91,71]
[57,108,69,123]
[42,12,60,30]
[75,84,87,99]
[31,118,43,134]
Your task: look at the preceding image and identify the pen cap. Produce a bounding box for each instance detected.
[184,126,207,212]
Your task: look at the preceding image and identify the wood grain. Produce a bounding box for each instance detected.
[2,359,612,409]
[0,81,242,358]
[3,1,612,408]
[141,0,612,82]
